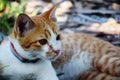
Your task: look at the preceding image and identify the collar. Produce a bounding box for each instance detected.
[10,41,40,63]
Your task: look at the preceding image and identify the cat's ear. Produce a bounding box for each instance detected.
[15,13,34,37]
[42,2,63,22]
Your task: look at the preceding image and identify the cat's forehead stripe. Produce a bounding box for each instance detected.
[45,29,51,38]
[46,24,57,35]
[52,27,57,35]
[46,20,58,35]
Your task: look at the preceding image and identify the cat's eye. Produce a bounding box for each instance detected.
[56,34,61,40]
[39,39,47,45]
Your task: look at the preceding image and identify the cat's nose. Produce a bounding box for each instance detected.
[53,49,60,54]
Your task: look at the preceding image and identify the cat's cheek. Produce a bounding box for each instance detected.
[42,45,49,53]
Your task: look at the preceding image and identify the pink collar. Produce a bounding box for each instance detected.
[10,42,40,63]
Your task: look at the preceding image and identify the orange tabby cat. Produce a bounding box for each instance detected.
[0,1,120,80]
[52,33,120,80]
[0,2,62,80]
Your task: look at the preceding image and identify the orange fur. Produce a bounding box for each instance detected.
[2,1,120,80]
[53,33,120,79]
[79,70,120,80]
[11,8,59,51]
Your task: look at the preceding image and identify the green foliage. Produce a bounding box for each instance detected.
[0,0,6,12]
[0,0,26,34]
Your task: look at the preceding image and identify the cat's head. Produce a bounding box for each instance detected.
[12,3,61,60]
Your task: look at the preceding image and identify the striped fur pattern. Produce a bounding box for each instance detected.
[52,33,120,80]
[0,1,120,80]
[79,70,120,80]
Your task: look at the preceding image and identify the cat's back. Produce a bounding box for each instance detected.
[55,33,120,65]
[61,33,119,52]
[61,33,112,45]
[53,33,120,80]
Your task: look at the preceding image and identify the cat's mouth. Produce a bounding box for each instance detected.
[46,51,60,61]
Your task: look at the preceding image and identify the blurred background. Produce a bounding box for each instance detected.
[0,0,120,46]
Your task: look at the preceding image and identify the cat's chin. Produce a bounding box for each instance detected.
[47,54,60,61]
[35,54,58,61]
[45,50,61,61]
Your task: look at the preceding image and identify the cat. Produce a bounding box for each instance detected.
[0,2,62,80]
[0,1,120,80]
[52,33,120,80]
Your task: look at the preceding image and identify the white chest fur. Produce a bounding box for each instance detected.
[55,51,93,80]
[0,39,58,80]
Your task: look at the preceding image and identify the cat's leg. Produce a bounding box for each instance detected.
[92,53,120,76]
[79,70,120,80]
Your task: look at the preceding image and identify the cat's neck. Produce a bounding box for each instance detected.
[3,37,45,63]
[10,41,40,63]
[10,38,31,59]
